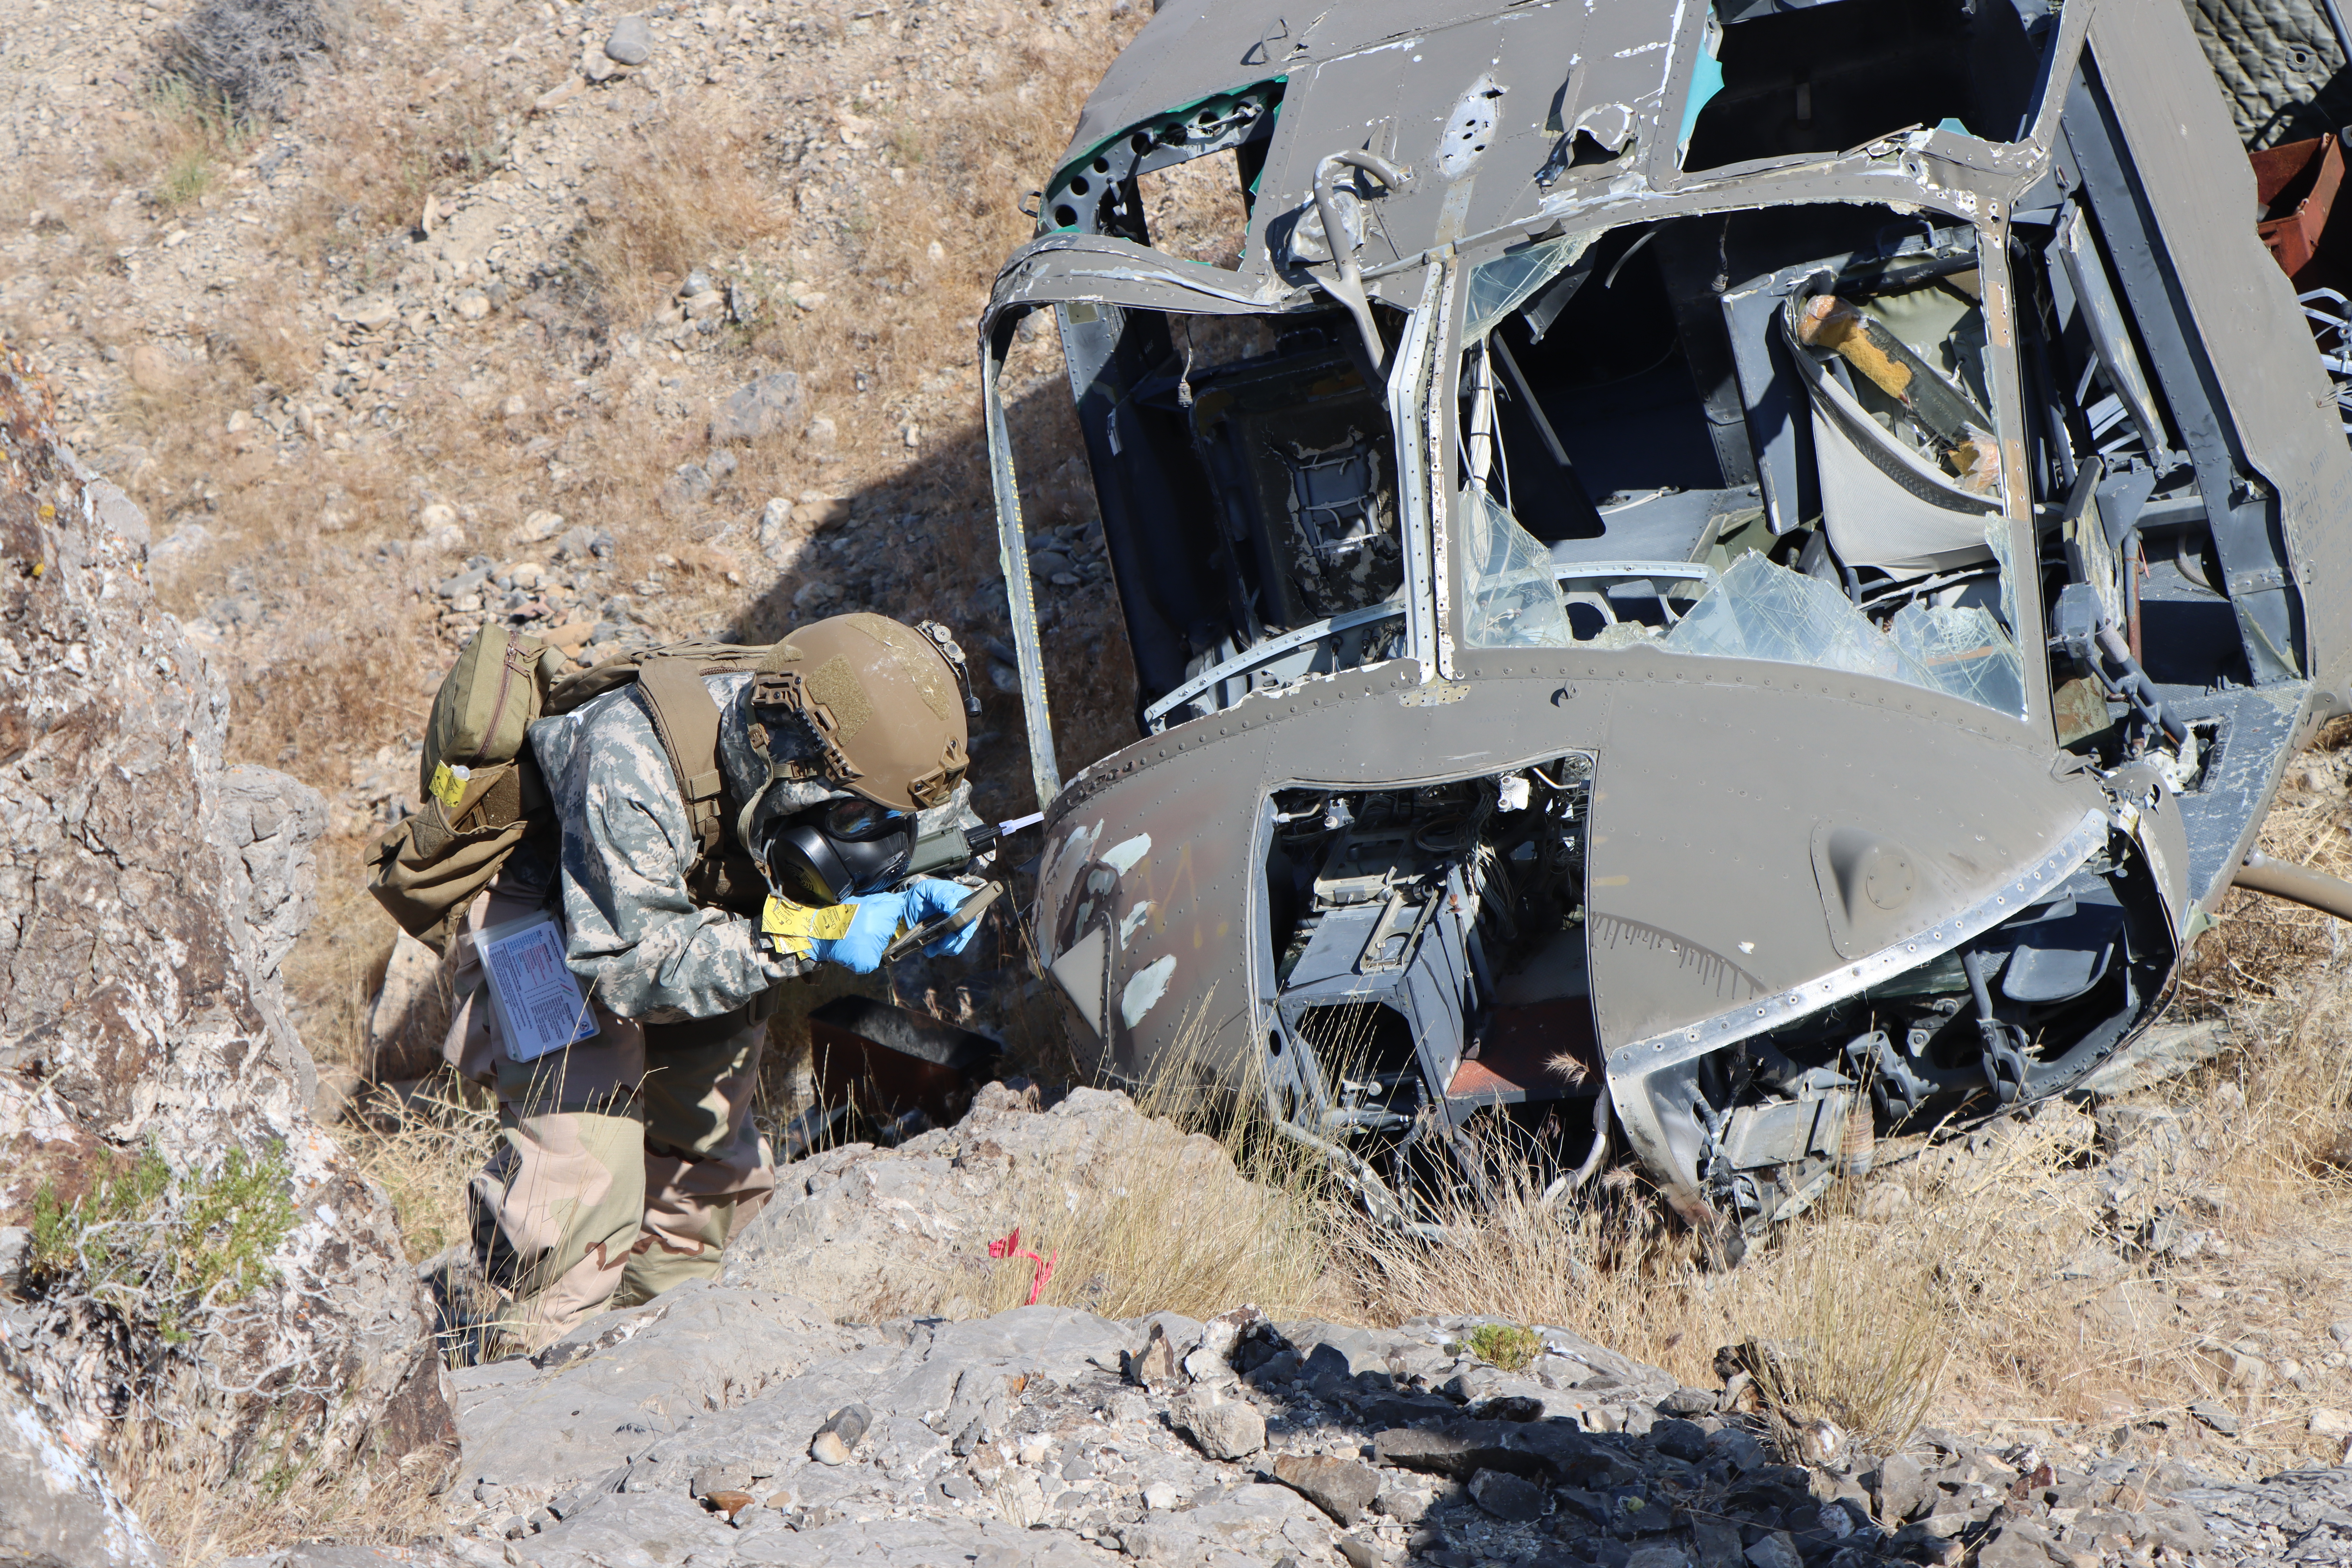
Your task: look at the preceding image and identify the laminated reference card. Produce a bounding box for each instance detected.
[478,910,600,1062]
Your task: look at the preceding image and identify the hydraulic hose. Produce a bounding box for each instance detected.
[2235,850,2352,922]
[1565,1088,1612,1194]
[1310,151,1410,374]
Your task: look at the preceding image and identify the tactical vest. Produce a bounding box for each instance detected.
[367,627,773,952]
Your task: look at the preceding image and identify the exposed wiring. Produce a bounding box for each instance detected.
[1603,228,1658,289]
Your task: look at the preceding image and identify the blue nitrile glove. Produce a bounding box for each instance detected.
[904,878,985,958]
[809,889,909,973]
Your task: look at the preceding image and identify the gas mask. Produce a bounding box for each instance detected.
[753,795,914,906]
[722,613,987,906]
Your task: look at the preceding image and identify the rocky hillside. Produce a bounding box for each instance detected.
[0,350,449,1562]
[0,0,1149,1064]
[10,1,2352,1565]
[333,1087,2352,1568]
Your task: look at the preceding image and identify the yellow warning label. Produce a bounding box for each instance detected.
[761,897,856,956]
[428,761,470,810]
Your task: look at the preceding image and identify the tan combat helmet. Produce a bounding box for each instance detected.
[749,613,976,812]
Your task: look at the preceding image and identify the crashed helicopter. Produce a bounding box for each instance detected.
[976,0,2352,1246]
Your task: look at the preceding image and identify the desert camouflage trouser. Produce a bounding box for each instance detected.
[445,879,778,1354]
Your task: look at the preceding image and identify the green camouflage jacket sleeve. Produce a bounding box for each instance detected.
[530,679,810,1022]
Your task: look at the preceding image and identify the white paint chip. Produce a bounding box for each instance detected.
[1120,955,1177,1029]
[1101,833,1152,875]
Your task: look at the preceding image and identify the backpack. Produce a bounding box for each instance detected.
[367,626,774,952]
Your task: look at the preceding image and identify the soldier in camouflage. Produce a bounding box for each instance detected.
[441,615,983,1350]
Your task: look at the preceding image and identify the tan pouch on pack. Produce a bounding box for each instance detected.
[419,624,566,804]
[369,631,778,948]
[368,628,563,951]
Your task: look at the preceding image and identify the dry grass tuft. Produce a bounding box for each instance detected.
[346,1077,498,1267]
[112,1404,446,1565]
[1336,1127,1953,1456]
[970,1004,1340,1323]
[272,65,531,269]
[571,112,792,327]
[1726,1209,1956,1458]
[107,79,263,213]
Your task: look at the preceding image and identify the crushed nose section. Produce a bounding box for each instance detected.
[1602,806,2179,1240]
[1254,757,1607,1214]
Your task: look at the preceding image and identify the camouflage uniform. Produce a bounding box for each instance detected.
[444,671,971,1346]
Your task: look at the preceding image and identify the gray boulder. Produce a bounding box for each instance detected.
[0,358,450,1494]
[709,371,806,444]
[603,15,652,65]
[0,1345,158,1566]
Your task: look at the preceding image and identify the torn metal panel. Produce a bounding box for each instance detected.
[2086,2,2352,695]
[1603,807,2112,1218]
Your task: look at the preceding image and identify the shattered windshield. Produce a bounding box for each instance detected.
[1464,234,1587,340]
[1444,210,2030,719]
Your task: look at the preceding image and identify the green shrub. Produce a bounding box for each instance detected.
[30,1143,296,1346]
[1464,1321,1542,1373]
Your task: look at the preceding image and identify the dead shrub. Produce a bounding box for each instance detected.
[212,301,322,397]
[156,0,352,121]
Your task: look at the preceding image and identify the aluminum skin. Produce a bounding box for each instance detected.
[980,0,2352,1231]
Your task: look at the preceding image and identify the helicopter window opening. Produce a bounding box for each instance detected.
[1449,205,2030,713]
[1461,486,1576,649]
[2008,191,2248,744]
[1172,311,1278,368]
[1466,235,1590,341]
[1136,149,1252,269]
[1663,548,2028,713]
[1094,304,1411,733]
[1685,0,2047,173]
[1467,223,1724,551]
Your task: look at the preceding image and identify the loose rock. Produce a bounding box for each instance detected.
[1273,1453,1382,1526]
[810,1402,871,1465]
[604,15,652,64]
[2189,1400,2241,1436]
[1468,1466,1547,1522]
[1129,1321,1180,1390]
[711,371,806,443]
[1178,1391,1264,1460]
